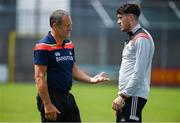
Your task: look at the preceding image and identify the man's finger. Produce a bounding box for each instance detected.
[45,114,52,120]
[45,113,57,121]
[112,102,116,111]
[56,109,61,114]
[97,77,110,82]
[112,102,120,111]
[103,77,110,81]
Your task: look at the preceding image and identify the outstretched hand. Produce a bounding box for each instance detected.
[90,72,110,83]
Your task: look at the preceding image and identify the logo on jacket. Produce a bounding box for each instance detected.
[55,52,61,56]
[69,51,72,55]
[55,51,74,62]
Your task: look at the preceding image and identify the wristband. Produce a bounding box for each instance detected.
[120,93,128,100]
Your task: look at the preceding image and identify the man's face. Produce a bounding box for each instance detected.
[56,15,72,39]
[117,14,131,32]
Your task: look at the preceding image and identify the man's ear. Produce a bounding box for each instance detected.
[129,14,134,21]
[52,23,58,30]
[130,14,137,21]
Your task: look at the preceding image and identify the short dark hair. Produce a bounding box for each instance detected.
[50,10,70,27]
[117,3,141,18]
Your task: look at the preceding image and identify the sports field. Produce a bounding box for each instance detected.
[0,82,180,122]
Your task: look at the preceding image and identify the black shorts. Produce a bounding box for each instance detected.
[116,96,147,122]
[36,88,81,122]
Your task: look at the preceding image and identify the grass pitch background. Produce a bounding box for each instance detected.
[0,82,180,122]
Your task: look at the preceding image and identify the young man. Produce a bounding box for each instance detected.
[34,10,110,122]
[112,4,155,122]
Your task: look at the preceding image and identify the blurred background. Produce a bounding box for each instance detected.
[0,0,180,85]
[0,0,180,122]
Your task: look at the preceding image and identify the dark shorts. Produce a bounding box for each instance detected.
[116,96,147,122]
[36,88,81,122]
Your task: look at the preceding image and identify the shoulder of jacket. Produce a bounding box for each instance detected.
[131,32,150,45]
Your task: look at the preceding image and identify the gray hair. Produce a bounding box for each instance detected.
[49,10,70,27]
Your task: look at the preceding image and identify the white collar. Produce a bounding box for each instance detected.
[131,24,141,34]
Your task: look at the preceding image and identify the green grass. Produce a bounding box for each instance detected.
[0,82,180,122]
[0,83,38,122]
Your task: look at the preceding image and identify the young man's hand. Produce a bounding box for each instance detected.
[112,96,125,111]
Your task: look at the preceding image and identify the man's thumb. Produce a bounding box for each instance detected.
[56,109,60,114]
